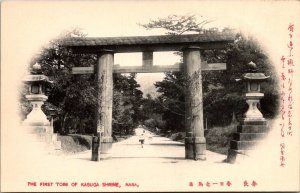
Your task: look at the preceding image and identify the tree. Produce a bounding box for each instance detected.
[140,14,213,35]
[30,29,98,134]
[202,33,279,125]
[140,15,279,130]
[113,73,143,135]
[20,29,144,136]
[154,72,186,132]
[140,94,166,131]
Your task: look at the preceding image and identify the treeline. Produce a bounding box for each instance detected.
[20,29,143,136]
[20,15,279,136]
[139,15,279,133]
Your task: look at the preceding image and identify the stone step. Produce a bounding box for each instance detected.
[45,133,54,144]
[22,126,62,155]
[23,133,45,143]
[239,120,267,125]
[25,141,48,152]
[237,125,267,133]
[53,140,62,150]
[233,133,265,141]
[23,132,62,152]
[52,133,58,142]
[230,140,261,150]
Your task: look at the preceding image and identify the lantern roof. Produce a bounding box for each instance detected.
[243,73,269,80]
[23,74,53,83]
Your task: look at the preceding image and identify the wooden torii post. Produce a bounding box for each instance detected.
[62,33,235,161]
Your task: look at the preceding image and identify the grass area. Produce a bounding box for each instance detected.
[57,134,92,154]
[205,123,236,155]
[168,119,274,155]
[206,119,275,154]
[57,134,132,154]
[166,124,237,155]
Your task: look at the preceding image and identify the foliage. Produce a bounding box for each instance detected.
[57,134,92,154]
[154,72,186,132]
[28,29,98,134]
[140,14,214,35]
[113,73,143,135]
[140,14,279,132]
[205,123,237,155]
[139,94,166,130]
[20,29,144,135]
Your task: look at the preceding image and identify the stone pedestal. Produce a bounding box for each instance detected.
[22,124,62,155]
[100,137,113,160]
[44,126,62,153]
[23,95,49,126]
[22,96,62,155]
[185,137,206,160]
[91,136,100,161]
[244,93,265,121]
[227,120,267,163]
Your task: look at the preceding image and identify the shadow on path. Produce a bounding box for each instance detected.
[112,156,185,160]
[120,143,184,146]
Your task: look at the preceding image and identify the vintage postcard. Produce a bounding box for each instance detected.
[1,0,299,192]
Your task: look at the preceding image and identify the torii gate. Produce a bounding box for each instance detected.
[62,33,235,161]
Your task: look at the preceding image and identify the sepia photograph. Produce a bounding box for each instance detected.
[1,0,300,192]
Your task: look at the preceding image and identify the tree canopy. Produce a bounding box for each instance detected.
[20,15,279,136]
[20,29,143,136]
[139,15,279,132]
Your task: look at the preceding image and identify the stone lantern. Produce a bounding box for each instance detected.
[22,62,53,126]
[227,61,269,163]
[22,63,62,153]
[243,70,269,121]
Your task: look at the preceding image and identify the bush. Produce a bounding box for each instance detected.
[57,134,92,154]
[143,114,166,130]
[205,123,237,155]
[170,132,185,142]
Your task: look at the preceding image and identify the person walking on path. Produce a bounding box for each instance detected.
[139,132,145,148]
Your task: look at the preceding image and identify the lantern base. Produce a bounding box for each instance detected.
[23,95,50,126]
[22,124,62,155]
[23,108,50,126]
[244,96,264,121]
[243,117,265,122]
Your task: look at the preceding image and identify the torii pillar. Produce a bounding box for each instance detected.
[95,50,114,160]
[183,47,206,160]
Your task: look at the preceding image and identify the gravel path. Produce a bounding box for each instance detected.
[2,127,282,192]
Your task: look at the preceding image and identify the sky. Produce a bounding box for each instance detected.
[2,0,298,97]
[1,1,300,126]
[3,1,299,84]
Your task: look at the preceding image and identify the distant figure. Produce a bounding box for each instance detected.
[139,133,145,148]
